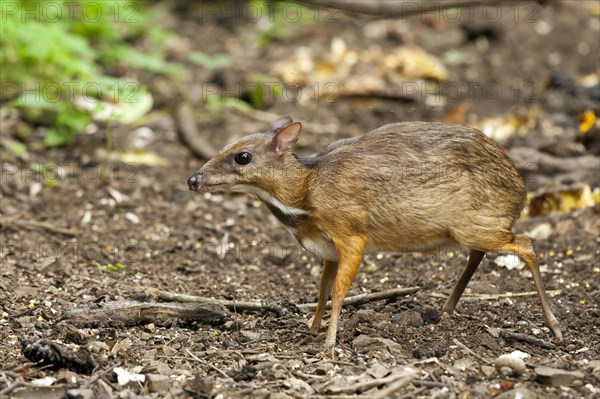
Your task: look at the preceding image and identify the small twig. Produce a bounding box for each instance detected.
[157,291,285,315]
[291,370,327,381]
[1,219,77,237]
[100,374,121,393]
[430,290,561,301]
[185,349,231,380]
[0,371,21,379]
[498,329,557,349]
[298,0,490,17]
[327,369,417,395]
[7,362,36,373]
[63,301,228,327]
[411,379,446,388]
[7,307,36,319]
[176,102,217,159]
[368,375,416,399]
[82,362,121,389]
[0,380,24,396]
[453,339,490,364]
[157,287,419,315]
[297,287,420,311]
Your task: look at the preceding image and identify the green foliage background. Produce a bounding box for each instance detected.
[0,0,178,147]
[0,0,312,150]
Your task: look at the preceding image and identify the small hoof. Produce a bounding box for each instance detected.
[553,330,564,344]
[441,304,455,315]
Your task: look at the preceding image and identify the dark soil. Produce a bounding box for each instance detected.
[1,2,599,398]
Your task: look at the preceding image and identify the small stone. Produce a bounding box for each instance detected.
[315,362,334,375]
[143,360,172,375]
[419,307,440,324]
[94,379,114,399]
[494,354,527,377]
[589,360,600,378]
[535,366,584,386]
[233,365,258,382]
[87,341,109,353]
[352,335,403,355]
[56,370,79,384]
[494,254,525,270]
[481,365,496,377]
[454,357,475,371]
[396,310,424,327]
[495,387,538,399]
[240,330,261,342]
[284,377,314,394]
[189,377,213,395]
[528,223,552,240]
[66,389,95,399]
[367,363,389,379]
[413,342,443,359]
[356,309,389,325]
[146,374,171,393]
[222,320,237,330]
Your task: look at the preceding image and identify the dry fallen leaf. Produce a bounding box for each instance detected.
[579,110,596,133]
[111,338,133,355]
[271,37,448,102]
[527,184,599,217]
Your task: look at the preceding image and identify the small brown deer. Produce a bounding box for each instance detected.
[188,116,562,346]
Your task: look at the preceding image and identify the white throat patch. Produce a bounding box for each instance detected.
[232,185,308,217]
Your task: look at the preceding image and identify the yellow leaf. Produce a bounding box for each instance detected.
[119,151,169,166]
[579,110,596,134]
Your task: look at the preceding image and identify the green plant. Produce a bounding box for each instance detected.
[246,73,283,108]
[248,0,315,46]
[0,0,180,148]
[188,51,232,70]
[93,261,126,272]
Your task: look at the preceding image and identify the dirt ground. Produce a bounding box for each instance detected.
[1,2,599,398]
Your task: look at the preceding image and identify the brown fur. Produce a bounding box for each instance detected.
[188,116,563,346]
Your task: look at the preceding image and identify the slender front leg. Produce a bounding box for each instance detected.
[310,260,338,332]
[325,235,368,347]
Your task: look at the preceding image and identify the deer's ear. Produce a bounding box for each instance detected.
[272,122,302,157]
[268,115,294,134]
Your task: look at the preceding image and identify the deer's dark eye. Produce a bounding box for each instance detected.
[234,152,252,165]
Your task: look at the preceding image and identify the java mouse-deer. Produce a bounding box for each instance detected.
[187,116,563,346]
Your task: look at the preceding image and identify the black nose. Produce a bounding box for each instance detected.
[187,173,201,191]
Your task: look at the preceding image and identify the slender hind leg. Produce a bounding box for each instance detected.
[310,260,338,332]
[499,235,563,341]
[492,234,563,342]
[442,250,485,314]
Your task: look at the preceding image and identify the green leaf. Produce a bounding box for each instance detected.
[93,261,126,272]
[57,108,92,131]
[188,52,232,70]
[10,94,60,111]
[44,128,73,147]
[113,46,182,76]
[1,138,26,156]
[112,89,154,124]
